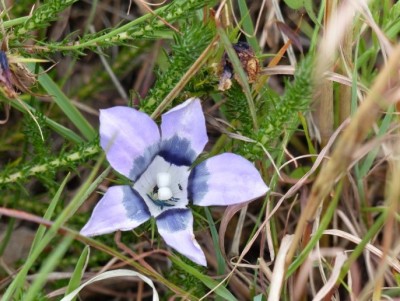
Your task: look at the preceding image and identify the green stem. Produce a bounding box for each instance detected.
[0,218,15,256]
[0,145,100,184]
[3,16,29,29]
[338,209,387,282]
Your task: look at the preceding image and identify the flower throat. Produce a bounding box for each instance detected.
[147,172,180,209]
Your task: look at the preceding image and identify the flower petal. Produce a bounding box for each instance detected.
[189,153,269,206]
[81,186,151,237]
[156,209,206,266]
[159,98,207,166]
[100,107,160,181]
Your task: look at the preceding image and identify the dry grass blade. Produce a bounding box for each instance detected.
[338,9,353,124]
[286,43,400,267]
[292,248,347,301]
[312,252,347,301]
[261,66,368,91]
[271,0,296,65]
[150,35,218,118]
[60,269,159,301]
[5,0,400,299]
[267,235,294,301]
[229,204,248,257]
[364,139,400,300]
[218,202,248,259]
[322,229,400,273]
[312,0,334,146]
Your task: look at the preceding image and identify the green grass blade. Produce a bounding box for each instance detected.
[237,0,259,52]
[217,27,258,129]
[204,207,225,275]
[359,106,394,177]
[27,63,96,141]
[338,209,387,281]
[24,235,75,301]
[0,218,15,257]
[287,180,343,277]
[28,174,71,256]
[8,98,84,143]
[171,256,237,301]
[2,156,107,300]
[65,245,90,299]
[170,256,237,301]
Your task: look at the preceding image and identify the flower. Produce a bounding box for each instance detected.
[81,98,269,266]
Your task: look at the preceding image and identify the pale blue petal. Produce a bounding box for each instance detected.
[100,107,160,181]
[189,153,269,206]
[81,186,151,237]
[156,209,206,266]
[159,98,207,166]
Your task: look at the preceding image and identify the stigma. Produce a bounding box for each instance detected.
[157,172,172,200]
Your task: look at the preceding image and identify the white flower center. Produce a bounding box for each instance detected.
[157,187,172,200]
[133,156,190,217]
[157,172,172,200]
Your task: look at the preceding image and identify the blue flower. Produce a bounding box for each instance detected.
[81,98,269,266]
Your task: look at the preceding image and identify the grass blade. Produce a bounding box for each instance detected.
[171,256,237,301]
[24,235,75,301]
[217,26,258,130]
[2,156,107,299]
[61,269,160,301]
[64,246,90,299]
[28,174,71,256]
[8,98,84,143]
[27,64,96,141]
[237,0,259,52]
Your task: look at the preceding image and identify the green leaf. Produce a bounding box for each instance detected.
[359,106,395,177]
[27,63,96,141]
[289,166,312,179]
[28,174,70,256]
[283,0,303,9]
[24,235,75,301]
[303,0,319,25]
[2,157,107,299]
[283,0,319,25]
[237,0,259,52]
[65,246,90,299]
[204,208,225,275]
[8,99,84,143]
[171,256,237,301]
[253,294,266,301]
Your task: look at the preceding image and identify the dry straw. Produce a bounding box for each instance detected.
[285,0,400,272]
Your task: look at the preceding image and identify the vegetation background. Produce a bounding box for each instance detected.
[1,0,400,300]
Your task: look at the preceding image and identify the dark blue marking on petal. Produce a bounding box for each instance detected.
[156,209,191,232]
[122,186,151,219]
[0,51,16,96]
[129,143,160,181]
[188,162,209,203]
[158,135,197,166]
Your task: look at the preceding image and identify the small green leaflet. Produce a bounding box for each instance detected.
[283,0,319,25]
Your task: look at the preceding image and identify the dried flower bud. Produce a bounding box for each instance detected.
[218,41,260,91]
